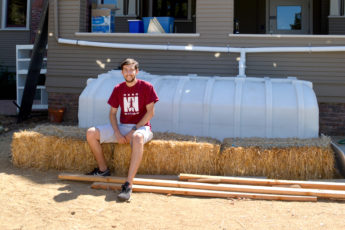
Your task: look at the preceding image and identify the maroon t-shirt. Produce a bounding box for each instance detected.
[108,79,159,127]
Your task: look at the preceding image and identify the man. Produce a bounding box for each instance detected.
[86,58,159,201]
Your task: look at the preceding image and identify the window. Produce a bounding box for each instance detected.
[97,0,138,17]
[276,6,301,30]
[1,0,30,29]
[153,0,193,20]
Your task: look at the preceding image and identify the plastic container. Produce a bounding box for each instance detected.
[91,8,116,33]
[142,17,174,33]
[128,19,144,33]
[48,107,65,123]
[78,71,319,140]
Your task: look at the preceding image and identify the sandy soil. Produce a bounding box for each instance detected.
[1,126,345,230]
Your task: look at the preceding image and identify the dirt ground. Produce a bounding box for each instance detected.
[1,117,345,229]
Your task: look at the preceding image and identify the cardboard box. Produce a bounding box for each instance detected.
[98,4,117,9]
[91,8,116,33]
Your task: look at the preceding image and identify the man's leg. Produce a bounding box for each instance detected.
[117,132,144,201]
[86,127,108,172]
[126,132,145,186]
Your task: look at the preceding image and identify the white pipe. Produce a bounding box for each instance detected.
[58,38,77,45]
[238,50,246,77]
[245,46,345,53]
[58,38,345,54]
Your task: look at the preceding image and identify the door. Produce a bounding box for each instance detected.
[267,0,311,34]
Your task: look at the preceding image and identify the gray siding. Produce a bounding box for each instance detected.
[197,0,233,40]
[329,17,345,35]
[0,0,31,72]
[56,0,81,38]
[0,31,30,72]
[0,0,2,22]
[47,0,345,103]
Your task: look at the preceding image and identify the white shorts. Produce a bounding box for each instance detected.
[96,123,153,144]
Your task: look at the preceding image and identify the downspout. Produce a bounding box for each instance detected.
[53,0,345,77]
[238,50,246,77]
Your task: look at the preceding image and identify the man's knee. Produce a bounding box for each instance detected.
[132,132,144,145]
[86,127,100,141]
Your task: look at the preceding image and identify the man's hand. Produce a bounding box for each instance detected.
[115,132,127,144]
[124,130,135,143]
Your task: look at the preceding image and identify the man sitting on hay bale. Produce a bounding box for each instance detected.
[86,58,159,201]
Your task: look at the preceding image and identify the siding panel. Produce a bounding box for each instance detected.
[47,0,345,103]
[329,17,345,35]
[0,31,30,72]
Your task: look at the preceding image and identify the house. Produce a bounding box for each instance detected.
[5,0,345,135]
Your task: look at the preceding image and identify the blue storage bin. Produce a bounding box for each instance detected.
[142,17,174,33]
[128,20,144,33]
[92,9,116,33]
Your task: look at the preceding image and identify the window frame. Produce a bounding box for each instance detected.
[1,0,31,30]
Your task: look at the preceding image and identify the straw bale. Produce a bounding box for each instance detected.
[11,125,114,171]
[220,136,335,180]
[113,132,221,176]
[12,125,336,179]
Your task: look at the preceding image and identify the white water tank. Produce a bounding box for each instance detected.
[78,70,319,140]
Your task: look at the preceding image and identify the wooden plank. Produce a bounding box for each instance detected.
[187,178,222,183]
[58,173,126,183]
[91,182,317,202]
[58,173,179,183]
[179,174,345,191]
[59,173,345,199]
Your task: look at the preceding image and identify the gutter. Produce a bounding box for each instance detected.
[53,0,345,77]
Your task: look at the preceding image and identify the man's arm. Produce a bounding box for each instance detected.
[109,106,127,144]
[124,102,155,142]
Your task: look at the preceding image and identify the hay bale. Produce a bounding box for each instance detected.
[11,125,336,180]
[11,125,114,171]
[113,132,221,176]
[220,136,335,180]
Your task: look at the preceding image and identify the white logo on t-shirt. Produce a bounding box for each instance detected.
[123,93,139,115]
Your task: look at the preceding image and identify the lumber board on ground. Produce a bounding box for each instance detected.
[59,173,345,200]
[58,173,178,183]
[58,173,126,183]
[91,182,317,202]
[179,174,345,190]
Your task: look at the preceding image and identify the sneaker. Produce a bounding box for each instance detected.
[86,168,110,176]
[117,181,132,201]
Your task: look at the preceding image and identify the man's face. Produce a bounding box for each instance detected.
[122,64,138,84]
